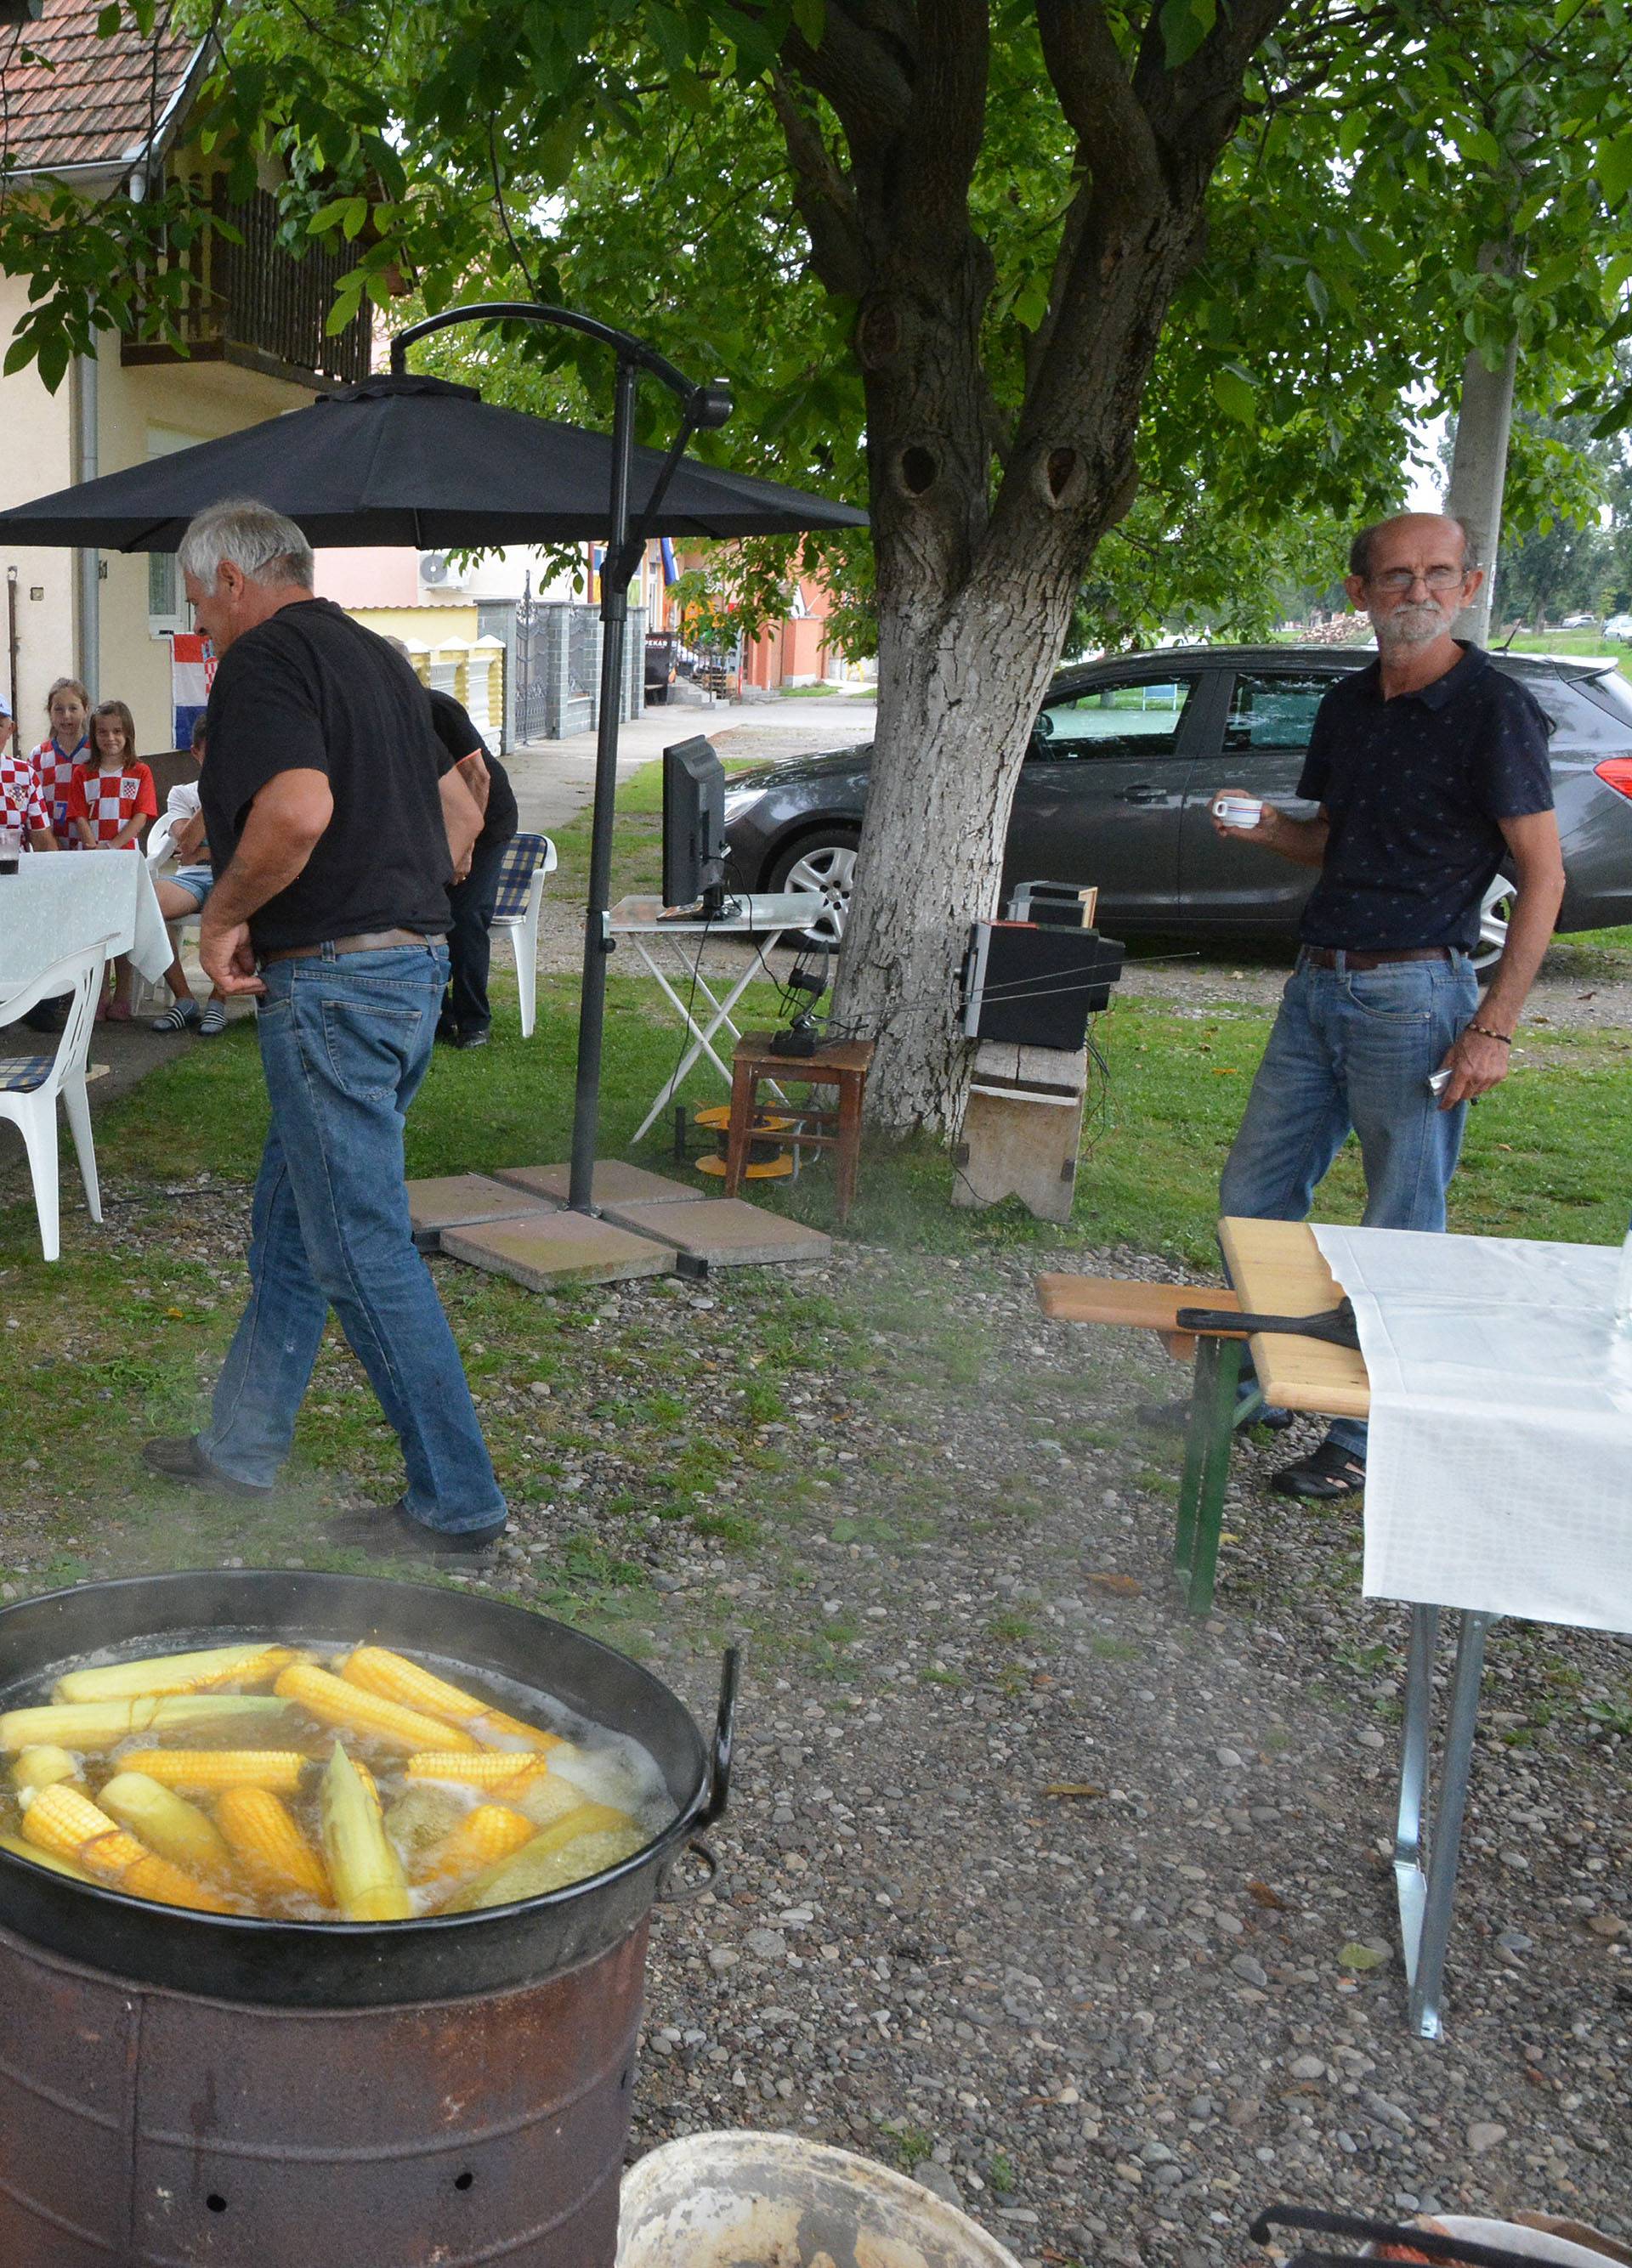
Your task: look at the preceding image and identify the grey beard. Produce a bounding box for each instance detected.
[1370,602,1447,651]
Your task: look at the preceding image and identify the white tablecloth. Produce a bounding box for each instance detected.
[1312,1223,1632,1632]
[0,851,174,1006]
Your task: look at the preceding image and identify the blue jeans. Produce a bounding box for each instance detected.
[1219,949,1480,1462]
[201,942,507,1533]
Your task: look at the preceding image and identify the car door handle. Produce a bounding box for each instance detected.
[1119,785,1166,805]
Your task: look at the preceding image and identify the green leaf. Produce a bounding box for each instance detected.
[1598,134,1632,206]
[1211,365,1257,425]
[1160,0,1216,69]
[95,3,122,33]
[790,0,824,44]
[1338,1941,1386,1971]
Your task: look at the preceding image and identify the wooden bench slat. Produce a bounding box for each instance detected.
[1035,1275,1244,1335]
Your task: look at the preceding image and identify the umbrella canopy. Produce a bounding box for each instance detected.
[0,373,868,551]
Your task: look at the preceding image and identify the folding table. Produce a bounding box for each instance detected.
[610,892,826,1143]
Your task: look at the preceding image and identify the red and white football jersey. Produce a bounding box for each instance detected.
[1,749,48,835]
[66,761,158,846]
[28,735,88,840]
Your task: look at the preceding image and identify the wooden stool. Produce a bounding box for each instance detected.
[724,1034,876,1223]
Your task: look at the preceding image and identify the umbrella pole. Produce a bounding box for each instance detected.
[568,353,639,1213]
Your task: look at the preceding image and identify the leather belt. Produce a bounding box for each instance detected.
[1302,945,1452,971]
[259,928,430,967]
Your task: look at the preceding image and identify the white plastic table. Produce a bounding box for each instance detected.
[609,892,827,1143]
[0,851,174,1011]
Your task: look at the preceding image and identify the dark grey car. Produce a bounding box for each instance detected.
[722,645,1632,966]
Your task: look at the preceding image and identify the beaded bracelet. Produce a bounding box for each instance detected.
[1467,1022,1511,1045]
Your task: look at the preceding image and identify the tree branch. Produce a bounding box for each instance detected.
[1035,0,1160,195]
[768,71,871,298]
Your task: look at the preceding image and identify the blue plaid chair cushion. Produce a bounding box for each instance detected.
[493,832,550,924]
[0,1056,55,1094]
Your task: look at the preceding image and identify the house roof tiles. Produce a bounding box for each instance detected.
[1,0,200,176]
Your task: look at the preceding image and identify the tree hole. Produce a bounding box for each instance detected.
[206,2195,228,2214]
[899,445,938,495]
[454,2171,475,2192]
[1046,448,1078,501]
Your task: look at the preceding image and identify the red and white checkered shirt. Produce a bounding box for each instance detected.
[27,735,88,840]
[1,748,48,836]
[65,761,158,846]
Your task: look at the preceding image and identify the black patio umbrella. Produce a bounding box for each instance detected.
[0,303,869,1210]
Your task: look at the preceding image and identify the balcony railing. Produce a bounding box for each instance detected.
[121,184,372,388]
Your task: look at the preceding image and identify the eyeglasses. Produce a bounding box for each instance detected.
[1368,565,1468,594]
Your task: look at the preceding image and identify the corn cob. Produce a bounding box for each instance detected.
[320,1744,410,1920]
[116,1749,308,1795]
[403,1750,551,1794]
[412,1802,536,1887]
[342,1648,560,1752]
[54,1644,296,1705]
[384,1784,468,1868]
[217,1787,332,1904]
[20,1784,236,1914]
[0,1829,98,1885]
[99,1773,234,1881]
[516,1770,595,1830]
[275,1664,478,1756]
[0,1694,293,1754]
[12,1745,81,1796]
[439,1801,635,1914]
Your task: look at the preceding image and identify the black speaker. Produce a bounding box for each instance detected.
[961,922,1125,1049]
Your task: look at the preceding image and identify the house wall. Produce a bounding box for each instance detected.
[0,277,323,753]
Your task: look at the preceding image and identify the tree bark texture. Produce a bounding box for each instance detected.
[775,1,1294,1133]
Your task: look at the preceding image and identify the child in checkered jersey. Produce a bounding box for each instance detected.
[66,698,159,1021]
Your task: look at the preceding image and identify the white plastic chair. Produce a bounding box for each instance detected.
[490,832,558,1039]
[0,944,108,1262]
[134,812,202,1017]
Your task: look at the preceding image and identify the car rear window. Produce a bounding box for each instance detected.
[1034,678,1196,757]
[1577,667,1632,729]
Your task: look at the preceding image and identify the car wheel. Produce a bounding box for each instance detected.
[767,828,861,951]
[1471,874,1515,972]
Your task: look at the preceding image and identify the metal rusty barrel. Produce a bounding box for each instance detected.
[0,1571,735,2267]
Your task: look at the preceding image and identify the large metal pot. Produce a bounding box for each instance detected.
[0,1570,736,2268]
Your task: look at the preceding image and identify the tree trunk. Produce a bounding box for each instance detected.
[1446,286,1519,646]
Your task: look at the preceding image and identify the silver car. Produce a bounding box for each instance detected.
[722,644,1632,965]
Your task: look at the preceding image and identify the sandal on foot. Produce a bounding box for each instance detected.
[1272,1441,1366,1501]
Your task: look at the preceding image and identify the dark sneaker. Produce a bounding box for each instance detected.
[141,1434,274,1499]
[320,1501,506,1562]
[434,1018,461,1045]
[455,1027,490,1049]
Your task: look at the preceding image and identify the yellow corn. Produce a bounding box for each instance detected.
[404,1750,552,1793]
[439,1801,634,1913]
[54,1644,297,1705]
[217,1787,332,1904]
[99,1773,233,1881]
[0,1694,293,1753]
[12,1745,81,1796]
[320,1744,410,1921]
[342,1648,560,1752]
[116,1750,308,1795]
[275,1664,477,1756]
[412,1802,536,1886]
[20,1784,235,1914]
[515,1770,596,1830]
[0,1830,97,1885]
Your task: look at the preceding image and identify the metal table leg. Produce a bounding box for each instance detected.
[1173,1333,1243,1617]
[626,927,788,1143]
[1391,1606,1497,2039]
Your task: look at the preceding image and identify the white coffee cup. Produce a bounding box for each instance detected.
[1212,793,1264,830]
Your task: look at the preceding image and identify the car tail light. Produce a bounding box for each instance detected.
[1595,757,1632,800]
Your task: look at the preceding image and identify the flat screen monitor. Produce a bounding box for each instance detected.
[661,735,728,913]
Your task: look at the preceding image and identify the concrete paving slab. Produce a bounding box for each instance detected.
[406,1174,558,1252]
[491,1159,706,1207]
[442,1212,676,1290]
[599,1196,831,1267]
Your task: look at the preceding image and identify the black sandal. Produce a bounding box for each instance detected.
[1272,1440,1366,1501]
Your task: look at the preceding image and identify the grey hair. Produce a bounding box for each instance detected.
[1349,512,1478,583]
[178,499,314,592]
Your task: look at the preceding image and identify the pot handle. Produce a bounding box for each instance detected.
[699,1645,739,1830]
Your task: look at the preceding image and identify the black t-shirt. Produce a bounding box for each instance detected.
[201,599,454,953]
[1296,644,1554,953]
[428,689,518,857]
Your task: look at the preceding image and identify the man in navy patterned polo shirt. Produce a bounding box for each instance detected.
[1212,512,1565,1501]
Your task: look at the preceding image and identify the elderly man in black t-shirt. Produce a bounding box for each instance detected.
[139,498,508,1558]
[1208,512,1565,1501]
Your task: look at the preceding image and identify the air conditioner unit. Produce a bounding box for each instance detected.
[419,551,459,587]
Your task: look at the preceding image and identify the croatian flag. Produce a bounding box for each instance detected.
[660,537,677,585]
[171,631,214,751]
